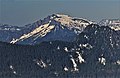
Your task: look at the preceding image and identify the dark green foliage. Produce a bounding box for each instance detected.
[0,24,120,78]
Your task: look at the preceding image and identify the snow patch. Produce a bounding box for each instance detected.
[94,30,97,34]
[64,47,69,52]
[98,56,106,65]
[84,35,89,39]
[9,65,19,75]
[76,52,85,63]
[13,71,17,74]
[64,66,69,71]
[70,55,79,71]
[79,43,93,49]
[57,46,60,50]
[10,65,14,70]
[50,41,52,44]
[110,36,114,47]
[33,59,47,68]
[117,60,120,65]
[110,26,120,31]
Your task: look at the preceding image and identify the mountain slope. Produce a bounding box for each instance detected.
[0,24,120,78]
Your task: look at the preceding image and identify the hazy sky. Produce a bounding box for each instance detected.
[0,0,120,26]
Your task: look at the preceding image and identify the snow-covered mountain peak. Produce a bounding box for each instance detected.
[51,13,93,27]
[10,13,93,45]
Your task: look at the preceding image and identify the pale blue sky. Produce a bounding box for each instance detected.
[0,0,120,26]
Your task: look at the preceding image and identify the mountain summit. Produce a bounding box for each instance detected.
[10,14,93,45]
